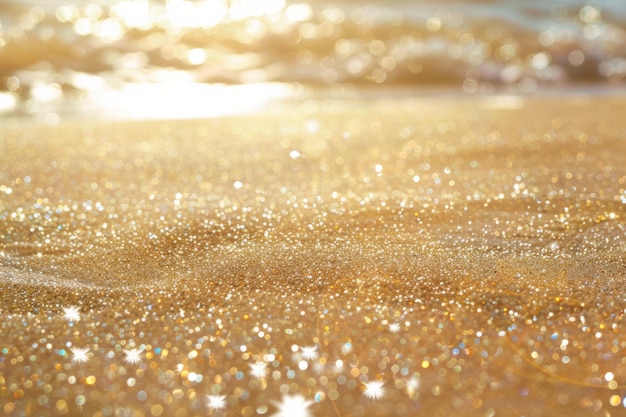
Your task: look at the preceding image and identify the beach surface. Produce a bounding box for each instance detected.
[2,95,626,416]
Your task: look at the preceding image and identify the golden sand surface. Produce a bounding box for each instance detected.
[1,95,626,416]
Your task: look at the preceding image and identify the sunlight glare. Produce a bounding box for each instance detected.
[90,82,295,120]
[285,4,312,23]
[196,1,229,27]
[229,0,286,21]
[165,0,228,29]
[97,18,124,42]
[166,0,195,28]
[0,92,17,113]
[112,0,151,29]
[74,17,94,36]
[187,48,206,65]
[55,5,79,23]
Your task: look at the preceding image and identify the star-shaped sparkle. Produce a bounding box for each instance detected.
[249,361,268,379]
[300,345,319,361]
[123,348,144,365]
[271,394,313,417]
[206,394,227,411]
[63,306,81,322]
[363,380,386,400]
[70,347,90,364]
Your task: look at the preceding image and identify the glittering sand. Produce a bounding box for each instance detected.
[2,95,626,416]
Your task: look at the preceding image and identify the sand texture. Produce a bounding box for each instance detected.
[2,96,626,416]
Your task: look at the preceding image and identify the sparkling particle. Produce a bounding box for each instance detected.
[250,361,269,379]
[300,345,319,361]
[70,347,90,364]
[271,395,313,417]
[207,394,227,411]
[62,306,81,322]
[405,376,420,396]
[2,74,626,417]
[123,348,144,365]
[363,380,386,400]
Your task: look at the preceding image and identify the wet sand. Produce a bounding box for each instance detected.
[2,95,626,416]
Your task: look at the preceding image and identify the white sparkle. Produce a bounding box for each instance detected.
[249,361,268,379]
[300,345,319,361]
[389,323,401,333]
[70,347,90,364]
[271,394,313,417]
[123,348,144,365]
[404,375,420,397]
[206,394,227,410]
[63,306,81,322]
[363,380,386,400]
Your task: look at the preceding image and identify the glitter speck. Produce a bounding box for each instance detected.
[2,84,626,417]
[70,347,90,364]
[363,380,386,400]
[62,306,81,322]
[207,394,227,411]
[271,395,313,417]
[123,348,144,365]
[300,345,319,361]
[250,361,269,379]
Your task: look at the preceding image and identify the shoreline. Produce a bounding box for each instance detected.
[2,82,626,125]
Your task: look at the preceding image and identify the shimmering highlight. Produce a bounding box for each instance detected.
[0,1,625,118]
[2,97,626,416]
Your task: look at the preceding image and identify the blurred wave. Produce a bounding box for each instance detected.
[1,0,625,118]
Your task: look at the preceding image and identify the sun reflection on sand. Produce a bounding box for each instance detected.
[87,82,297,120]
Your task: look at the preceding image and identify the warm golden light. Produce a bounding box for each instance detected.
[228,0,286,21]
[88,82,296,120]
[166,0,224,28]
[111,0,151,29]
[1,0,625,119]
[2,1,626,417]
[285,3,313,23]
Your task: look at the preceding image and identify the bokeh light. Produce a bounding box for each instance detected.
[0,1,624,119]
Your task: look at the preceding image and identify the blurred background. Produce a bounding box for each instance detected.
[0,0,625,121]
